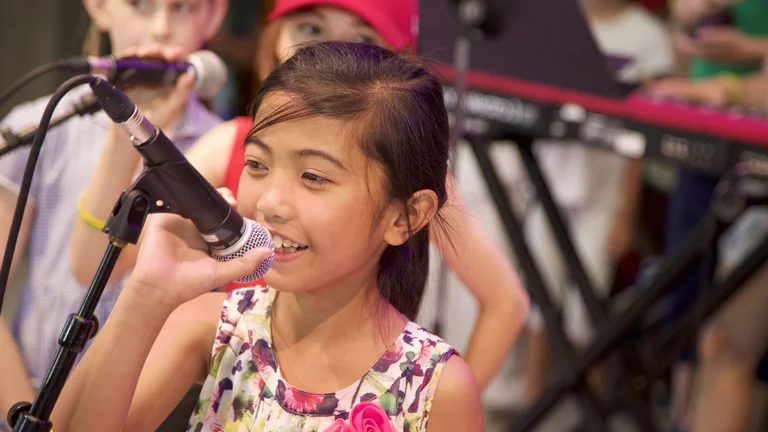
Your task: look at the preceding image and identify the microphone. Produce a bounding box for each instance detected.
[68,50,227,100]
[89,78,273,283]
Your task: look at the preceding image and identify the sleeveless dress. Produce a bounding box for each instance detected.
[188,286,457,432]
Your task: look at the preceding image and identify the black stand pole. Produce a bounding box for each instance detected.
[9,188,151,431]
[464,133,610,431]
[515,134,660,431]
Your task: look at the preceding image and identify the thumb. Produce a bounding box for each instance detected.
[166,71,195,109]
[211,247,273,287]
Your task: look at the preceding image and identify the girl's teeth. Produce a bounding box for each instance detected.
[272,234,305,250]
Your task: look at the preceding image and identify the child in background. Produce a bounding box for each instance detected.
[0,0,227,428]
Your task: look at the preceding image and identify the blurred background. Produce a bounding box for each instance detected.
[2,0,768,431]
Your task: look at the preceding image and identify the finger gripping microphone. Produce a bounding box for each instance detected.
[90,78,273,283]
[69,50,227,100]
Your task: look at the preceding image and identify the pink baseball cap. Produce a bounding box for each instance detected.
[269,0,419,53]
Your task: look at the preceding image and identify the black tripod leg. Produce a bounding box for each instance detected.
[648,228,768,375]
[515,137,664,431]
[465,134,574,360]
[463,134,608,431]
[515,137,606,322]
[512,214,719,431]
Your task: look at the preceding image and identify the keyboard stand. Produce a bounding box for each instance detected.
[418,0,768,429]
[466,131,658,431]
[463,127,768,431]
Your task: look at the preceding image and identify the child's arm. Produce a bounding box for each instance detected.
[69,123,146,285]
[427,356,484,431]
[0,185,34,288]
[0,185,37,429]
[50,291,223,432]
[0,319,35,430]
[431,173,530,391]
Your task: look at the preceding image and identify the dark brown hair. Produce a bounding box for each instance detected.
[248,41,449,320]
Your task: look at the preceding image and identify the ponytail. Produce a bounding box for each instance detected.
[377,226,431,321]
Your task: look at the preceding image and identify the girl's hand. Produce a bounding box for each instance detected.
[127,188,271,310]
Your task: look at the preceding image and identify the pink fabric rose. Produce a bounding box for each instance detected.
[350,402,395,432]
[324,418,354,432]
[323,403,395,432]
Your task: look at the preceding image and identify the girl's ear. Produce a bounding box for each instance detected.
[383,190,439,246]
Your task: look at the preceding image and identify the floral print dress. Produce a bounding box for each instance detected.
[188,286,457,432]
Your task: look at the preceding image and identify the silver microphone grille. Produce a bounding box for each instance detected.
[211,219,274,283]
[187,50,228,101]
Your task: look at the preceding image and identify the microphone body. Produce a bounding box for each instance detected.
[90,78,273,283]
[73,50,226,100]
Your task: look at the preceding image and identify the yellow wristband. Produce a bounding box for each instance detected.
[719,72,743,105]
[77,195,107,231]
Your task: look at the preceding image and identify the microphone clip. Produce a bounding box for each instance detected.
[102,161,196,246]
[102,187,152,246]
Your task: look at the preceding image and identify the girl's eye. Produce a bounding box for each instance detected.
[298,23,323,37]
[128,0,150,10]
[245,160,267,171]
[171,2,194,14]
[302,172,330,186]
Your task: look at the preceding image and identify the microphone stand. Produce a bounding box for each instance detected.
[9,153,203,431]
[433,0,489,336]
[0,94,101,159]
[8,187,148,432]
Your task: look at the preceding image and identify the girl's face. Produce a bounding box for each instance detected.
[85,0,226,56]
[275,6,389,63]
[238,96,405,293]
